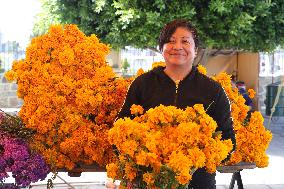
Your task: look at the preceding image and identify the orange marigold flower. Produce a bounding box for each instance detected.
[176,171,192,185]
[4,69,17,81]
[197,64,207,75]
[248,88,256,99]
[152,61,166,69]
[130,104,144,115]
[193,104,206,115]
[106,163,119,179]
[168,151,191,173]
[188,148,206,169]
[124,162,137,181]
[136,151,149,166]
[136,68,145,77]
[143,172,155,185]
[121,140,138,158]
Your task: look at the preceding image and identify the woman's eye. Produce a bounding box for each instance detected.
[182,40,190,44]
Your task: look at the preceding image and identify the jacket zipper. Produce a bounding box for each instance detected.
[174,80,180,105]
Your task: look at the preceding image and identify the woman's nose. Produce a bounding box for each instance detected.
[173,41,182,50]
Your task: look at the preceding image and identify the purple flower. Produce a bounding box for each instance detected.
[2,138,29,162]
[0,132,50,187]
[12,154,50,187]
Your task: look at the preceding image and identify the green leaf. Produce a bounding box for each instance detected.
[33,0,284,52]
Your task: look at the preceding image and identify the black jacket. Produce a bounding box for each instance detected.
[118,66,235,149]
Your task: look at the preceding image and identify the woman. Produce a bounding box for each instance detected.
[118,19,235,189]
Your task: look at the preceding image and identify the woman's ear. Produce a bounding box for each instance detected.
[195,48,199,56]
[161,47,165,57]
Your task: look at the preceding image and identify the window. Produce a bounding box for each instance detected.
[0,33,24,109]
[259,49,284,77]
[121,46,164,75]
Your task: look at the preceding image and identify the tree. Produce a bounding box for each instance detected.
[121,58,130,74]
[32,0,61,37]
[34,0,284,53]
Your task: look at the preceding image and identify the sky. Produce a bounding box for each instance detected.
[0,0,42,47]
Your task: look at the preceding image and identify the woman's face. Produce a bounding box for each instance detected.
[162,27,196,68]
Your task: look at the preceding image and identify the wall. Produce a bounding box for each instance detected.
[204,52,260,110]
[107,50,121,68]
[106,50,122,75]
[205,54,237,76]
[236,52,259,110]
[0,74,23,108]
[237,53,259,90]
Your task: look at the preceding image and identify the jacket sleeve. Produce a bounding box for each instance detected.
[117,78,141,119]
[214,85,236,152]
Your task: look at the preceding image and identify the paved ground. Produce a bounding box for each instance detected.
[4,115,284,189]
[215,116,284,189]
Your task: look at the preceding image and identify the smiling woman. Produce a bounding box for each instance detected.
[158,19,199,82]
[117,19,236,189]
[162,27,196,81]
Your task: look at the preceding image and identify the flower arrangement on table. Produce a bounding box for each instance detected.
[210,69,272,168]
[5,24,131,170]
[107,104,233,188]
[0,110,50,188]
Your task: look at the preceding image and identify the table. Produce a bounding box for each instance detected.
[58,163,106,177]
[217,162,256,189]
[65,161,256,189]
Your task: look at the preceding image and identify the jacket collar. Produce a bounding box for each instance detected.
[152,65,197,82]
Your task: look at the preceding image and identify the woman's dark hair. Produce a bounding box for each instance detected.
[158,19,199,52]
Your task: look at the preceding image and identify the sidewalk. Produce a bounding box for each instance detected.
[216,115,284,189]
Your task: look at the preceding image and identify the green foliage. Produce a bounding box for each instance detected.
[121,58,130,73]
[35,0,284,52]
[32,0,61,37]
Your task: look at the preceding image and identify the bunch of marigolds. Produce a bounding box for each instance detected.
[198,65,272,167]
[107,104,233,188]
[5,24,131,170]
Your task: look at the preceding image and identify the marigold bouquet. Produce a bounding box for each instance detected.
[5,24,131,170]
[134,63,272,169]
[198,65,273,167]
[107,104,233,188]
